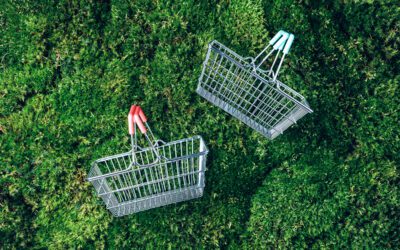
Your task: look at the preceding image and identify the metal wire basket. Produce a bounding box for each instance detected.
[197,30,312,139]
[87,105,209,217]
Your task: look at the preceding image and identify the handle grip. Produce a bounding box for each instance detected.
[269,30,286,45]
[134,107,147,134]
[283,34,295,54]
[138,108,147,123]
[278,41,284,51]
[273,32,289,50]
[128,105,137,135]
[128,105,148,134]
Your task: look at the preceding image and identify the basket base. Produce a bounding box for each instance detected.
[196,86,308,139]
[197,86,272,138]
[108,186,204,217]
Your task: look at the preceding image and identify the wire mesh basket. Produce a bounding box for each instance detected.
[197,30,313,139]
[87,105,209,217]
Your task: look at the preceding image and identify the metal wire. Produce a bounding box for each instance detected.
[88,132,208,216]
[197,40,312,139]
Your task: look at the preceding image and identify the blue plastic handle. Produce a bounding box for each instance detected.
[283,34,295,54]
[269,30,286,46]
[273,33,289,50]
[278,41,284,50]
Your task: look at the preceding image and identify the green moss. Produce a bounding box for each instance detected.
[1,0,398,248]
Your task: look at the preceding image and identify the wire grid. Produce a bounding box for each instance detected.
[197,40,312,139]
[88,136,208,216]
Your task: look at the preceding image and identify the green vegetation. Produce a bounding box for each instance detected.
[1,0,399,248]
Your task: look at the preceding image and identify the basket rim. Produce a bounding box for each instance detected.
[87,135,208,182]
[204,40,313,113]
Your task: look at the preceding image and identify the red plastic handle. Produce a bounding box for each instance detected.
[134,106,147,133]
[128,105,137,135]
[138,108,147,123]
[128,105,148,134]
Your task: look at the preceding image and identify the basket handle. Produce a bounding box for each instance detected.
[272,31,289,50]
[134,107,147,133]
[127,105,166,164]
[128,105,148,134]
[269,30,286,46]
[253,30,289,70]
[128,105,137,135]
[283,34,294,55]
[254,30,288,58]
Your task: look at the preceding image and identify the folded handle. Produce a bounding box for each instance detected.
[128,105,148,134]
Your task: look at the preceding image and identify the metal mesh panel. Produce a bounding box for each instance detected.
[88,136,207,216]
[197,40,312,139]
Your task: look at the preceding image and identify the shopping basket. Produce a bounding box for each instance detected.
[87,105,209,216]
[197,30,312,139]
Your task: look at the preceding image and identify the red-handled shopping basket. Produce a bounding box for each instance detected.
[87,105,209,216]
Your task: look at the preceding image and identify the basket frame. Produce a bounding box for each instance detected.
[197,40,312,139]
[88,135,208,216]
